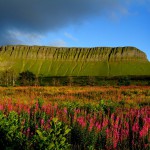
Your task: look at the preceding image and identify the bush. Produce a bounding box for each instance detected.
[0,111,71,150]
[18,71,36,86]
[118,76,130,86]
[0,111,26,149]
[33,118,71,150]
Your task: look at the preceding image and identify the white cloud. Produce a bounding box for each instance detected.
[64,32,78,42]
[0,0,124,45]
[7,29,45,45]
[49,39,67,47]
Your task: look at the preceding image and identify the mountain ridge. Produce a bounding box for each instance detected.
[0,45,149,76]
[0,45,148,61]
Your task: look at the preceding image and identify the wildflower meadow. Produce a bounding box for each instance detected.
[0,86,149,149]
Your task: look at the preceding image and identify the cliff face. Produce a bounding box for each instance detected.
[0,45,148,61]
[0,45,149,76]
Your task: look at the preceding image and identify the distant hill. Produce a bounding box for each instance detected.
[0,45,150,76]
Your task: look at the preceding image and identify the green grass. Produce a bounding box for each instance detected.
[0,45,150,76]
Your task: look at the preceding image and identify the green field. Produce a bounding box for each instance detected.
[0,45,150,76]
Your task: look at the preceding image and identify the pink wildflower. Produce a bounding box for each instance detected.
[139,124,149,138]
[88,118,94,131]
[77,116,86,128]
[132,122,139,132]
[41,119,45,126]
[35,125,38,129]
[95,122,101,132]
[64,107,67,113]
[0,105,3,111]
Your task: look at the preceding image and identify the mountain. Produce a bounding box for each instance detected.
[0,45,150,76]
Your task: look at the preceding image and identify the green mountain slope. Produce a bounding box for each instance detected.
[0,45,150,76]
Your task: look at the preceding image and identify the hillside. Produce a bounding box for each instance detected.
[0,45,150,76]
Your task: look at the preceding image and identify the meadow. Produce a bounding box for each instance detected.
[0,86,150,149]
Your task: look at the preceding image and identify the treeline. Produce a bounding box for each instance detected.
[40,76,150,86]
[0,70,37,86]
[0,70,150,86]
[0,69,17,86]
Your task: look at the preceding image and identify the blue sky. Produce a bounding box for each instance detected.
[0,0,150,60]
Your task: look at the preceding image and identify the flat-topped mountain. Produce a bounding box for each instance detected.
[0,45,149,76]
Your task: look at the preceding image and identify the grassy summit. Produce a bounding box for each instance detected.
[0,45,149,76]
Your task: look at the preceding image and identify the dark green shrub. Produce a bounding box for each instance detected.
[0,111,26,149]
[118,76,130,86]
[18,70,36,86]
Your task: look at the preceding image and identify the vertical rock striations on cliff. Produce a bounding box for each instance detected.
[0,45,149,76]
